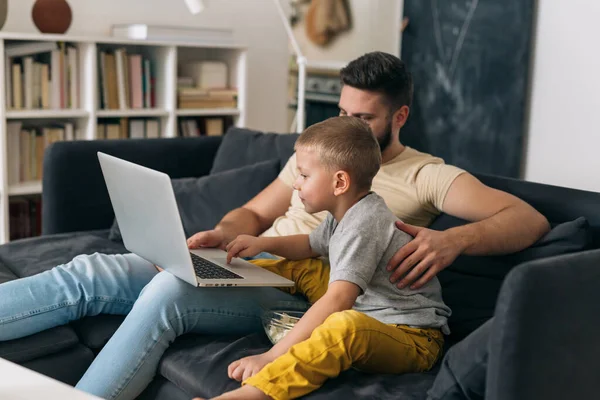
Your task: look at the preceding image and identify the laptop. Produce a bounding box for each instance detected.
[97,152,294,288]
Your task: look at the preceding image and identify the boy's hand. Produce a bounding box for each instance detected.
[228,353,275,382]
[187,229,226,250]
[225,235,263,263]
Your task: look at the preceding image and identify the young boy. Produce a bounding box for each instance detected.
[200,116,451,400]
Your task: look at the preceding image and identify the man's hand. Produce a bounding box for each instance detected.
[187,229,226,250]
[387,221,464,290]
[228,352,275,382]
[225,235,264,263]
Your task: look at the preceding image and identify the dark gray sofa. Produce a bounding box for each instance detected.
[1,128,599,400]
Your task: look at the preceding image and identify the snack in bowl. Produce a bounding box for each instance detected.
[262,310,305,344]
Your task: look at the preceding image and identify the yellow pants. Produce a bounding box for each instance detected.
[246,258,444,400]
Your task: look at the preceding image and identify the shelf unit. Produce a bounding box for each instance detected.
[0,32,247,244]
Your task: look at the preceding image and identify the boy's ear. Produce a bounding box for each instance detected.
[333,170,351,196]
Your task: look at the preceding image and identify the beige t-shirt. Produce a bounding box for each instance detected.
[261,147,465,237]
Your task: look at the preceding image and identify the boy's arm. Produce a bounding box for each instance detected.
[261,234,320,260]
[266,281,361,359]
[226,234,320,262]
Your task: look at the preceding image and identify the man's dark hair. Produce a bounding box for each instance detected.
[340,51,413,110]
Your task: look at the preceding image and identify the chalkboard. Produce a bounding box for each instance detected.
[401,0,535,178]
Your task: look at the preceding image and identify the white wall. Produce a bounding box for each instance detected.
[4,0,289,132]
[524,0,600,192]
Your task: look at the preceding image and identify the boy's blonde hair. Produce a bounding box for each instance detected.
[295,116,382,192]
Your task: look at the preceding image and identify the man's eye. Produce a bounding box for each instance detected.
[360,115,372,122]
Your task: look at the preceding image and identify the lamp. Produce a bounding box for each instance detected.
[184,0,206,15]
[272,0,306,133]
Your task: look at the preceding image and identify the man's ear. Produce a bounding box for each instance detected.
[393,105,410,130]
[333,170,351,196]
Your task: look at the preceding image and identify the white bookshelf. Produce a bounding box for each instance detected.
[0,32,248,244]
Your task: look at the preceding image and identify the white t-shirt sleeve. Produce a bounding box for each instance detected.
[415,163,466,211]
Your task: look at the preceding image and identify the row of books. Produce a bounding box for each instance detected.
[5,41,78,110]
[97,118,161,140]
[99,49,155,110]
[9,197,42,241]
[177,87,237,109]
[178,116,232,137]
[6,121,77,184]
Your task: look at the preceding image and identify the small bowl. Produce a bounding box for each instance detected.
[262,310,305,344]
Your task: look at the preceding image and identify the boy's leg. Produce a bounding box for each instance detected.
[244,310,443,400]
[0,252,157,341]
[249,258,330,304]
[76,270,309,400]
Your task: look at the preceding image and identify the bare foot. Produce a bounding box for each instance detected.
[195,385,270,400]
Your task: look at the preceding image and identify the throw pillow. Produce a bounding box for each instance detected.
[109,159,281,242]
[432,216,591,342]
[210,127,298,174]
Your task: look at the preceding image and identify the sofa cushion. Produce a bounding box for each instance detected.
[109,159,281,242]
[22,343,94,386]
[159,333,438,399]
[71,314,126,353]
[0,325,80,363]
[210,127,298,174]
[0,230,127,278]
[433,216,592,341]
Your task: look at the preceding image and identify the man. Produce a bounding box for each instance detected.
[0,52,549,400]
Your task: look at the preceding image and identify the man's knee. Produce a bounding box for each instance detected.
[138,271,190,303]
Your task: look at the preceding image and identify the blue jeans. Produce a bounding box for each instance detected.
[0,252,307,400]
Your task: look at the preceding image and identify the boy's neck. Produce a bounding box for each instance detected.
[329,190,371,222]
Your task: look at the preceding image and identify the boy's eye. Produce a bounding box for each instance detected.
[300,174,307,178]
[339,110,346,116]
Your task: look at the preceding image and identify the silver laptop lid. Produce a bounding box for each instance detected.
[97,152,198,285]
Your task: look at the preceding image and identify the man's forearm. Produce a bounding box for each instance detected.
[260,235,316,260]
[448,204,550,256]
[215,207,265,247]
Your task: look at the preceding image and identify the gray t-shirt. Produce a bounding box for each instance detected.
[309,193,451,333]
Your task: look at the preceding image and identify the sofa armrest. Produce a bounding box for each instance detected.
[486,249,600,400]
[42,136,222,235]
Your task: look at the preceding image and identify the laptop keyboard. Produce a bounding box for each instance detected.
[190,253,243,280]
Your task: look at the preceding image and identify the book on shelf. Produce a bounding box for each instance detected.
[111,24,234,44]
[178,116,231,137]
[6,121,75,184]
[177,87,237,109]
[9,196,43,240]
[98,49,155,110]
[5,42,78,110]
[98,117,161,140]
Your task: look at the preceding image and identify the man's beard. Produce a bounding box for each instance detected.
[377,120,393,152]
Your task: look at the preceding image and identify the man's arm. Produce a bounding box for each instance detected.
[187,178,293,249]
[389,173,550,289]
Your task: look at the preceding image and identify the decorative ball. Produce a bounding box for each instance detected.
[32,0,72,34]
[0,1,7,31]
